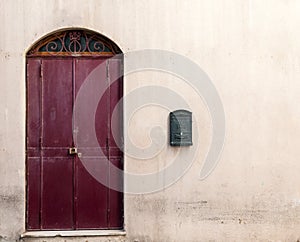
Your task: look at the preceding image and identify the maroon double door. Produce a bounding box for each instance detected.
[26,57,123,230]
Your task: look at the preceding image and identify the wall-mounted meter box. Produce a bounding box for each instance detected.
[169,110,192,146]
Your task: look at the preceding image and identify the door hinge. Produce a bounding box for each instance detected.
[106,137,109,154]
[120,61,124,76]
[40,62,43,78]
[26,63,29,78]
[106,61,109,80]
[107,208,110,224]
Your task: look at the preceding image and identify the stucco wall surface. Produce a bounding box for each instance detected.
[1,0,300,241]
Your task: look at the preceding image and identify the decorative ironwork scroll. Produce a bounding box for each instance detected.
[27,29,121,56]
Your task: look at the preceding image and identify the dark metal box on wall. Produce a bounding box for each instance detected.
[169,110,192,146]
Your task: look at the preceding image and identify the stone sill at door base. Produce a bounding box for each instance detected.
[21,230,126,238]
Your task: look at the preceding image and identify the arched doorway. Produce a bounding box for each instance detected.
[26,29,123,230]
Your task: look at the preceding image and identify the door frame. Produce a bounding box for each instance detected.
[25,28,124,231]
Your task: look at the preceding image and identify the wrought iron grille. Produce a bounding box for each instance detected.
[27,29,121,56]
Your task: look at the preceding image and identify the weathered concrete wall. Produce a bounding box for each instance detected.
[1,0,300,241]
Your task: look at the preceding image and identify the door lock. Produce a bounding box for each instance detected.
[69,147,81,157]
[69,147,78,154]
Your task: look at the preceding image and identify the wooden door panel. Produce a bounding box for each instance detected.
[26,58,42,230]
[42,59,73,148]
[108,59,123,157]
[40,59,74,229]
[27,59,41,148]
[74,58,109,150]
[108,158,123,228]
[26,158,41,230]
[41,157,74,229]
[75,157,108,229]
[74,58,110,228]
[108,59,124,228]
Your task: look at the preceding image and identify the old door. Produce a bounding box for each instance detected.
[26,30,123,230]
